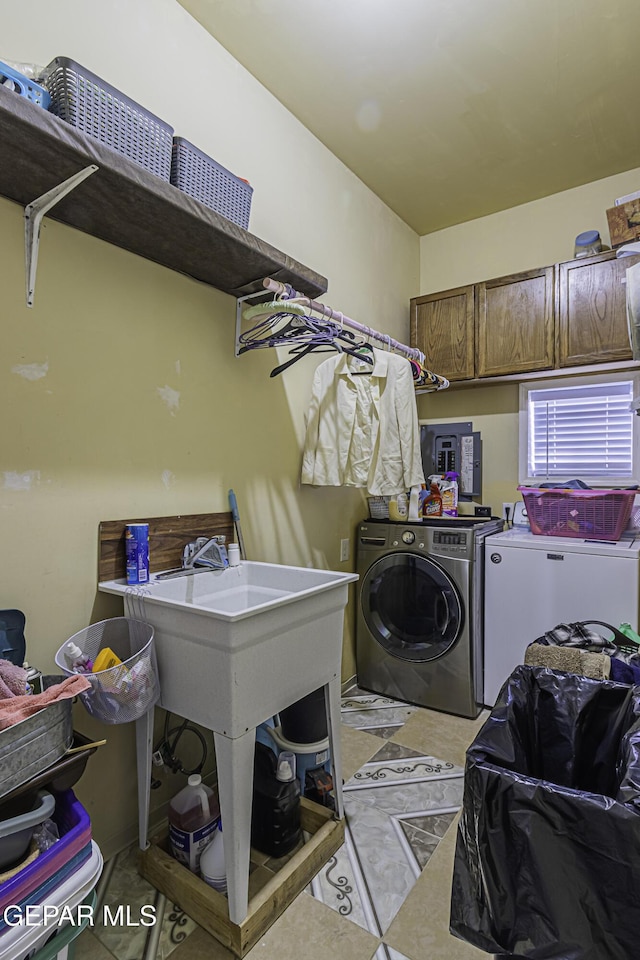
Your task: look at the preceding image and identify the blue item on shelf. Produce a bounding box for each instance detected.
[0,62,50,109]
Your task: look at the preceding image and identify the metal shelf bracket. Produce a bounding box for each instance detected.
[24,164,98,308]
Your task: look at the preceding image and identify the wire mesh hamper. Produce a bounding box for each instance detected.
[41,57,174,180]
[170,137,253,228]
[55,618,159,724]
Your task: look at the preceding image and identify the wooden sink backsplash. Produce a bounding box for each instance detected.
[98,512,235,582]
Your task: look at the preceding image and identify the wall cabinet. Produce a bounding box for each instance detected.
[409,285,475,381]
[476,267,554,377]
[411,251,640,383]
[557,251,636,367]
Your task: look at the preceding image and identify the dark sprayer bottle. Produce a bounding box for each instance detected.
[251,743,302,858]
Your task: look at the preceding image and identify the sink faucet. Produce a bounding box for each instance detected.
[153,536,229,581]
[183,536,229,570]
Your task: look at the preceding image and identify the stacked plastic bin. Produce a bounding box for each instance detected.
[0,790,102,960]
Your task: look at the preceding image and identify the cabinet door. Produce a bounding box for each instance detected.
[476,267,554,377]
[410,286,475,381]
[558,251,639,367]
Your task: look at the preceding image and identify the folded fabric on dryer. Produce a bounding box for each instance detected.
[524,643,610,680]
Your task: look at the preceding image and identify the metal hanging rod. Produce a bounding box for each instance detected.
[262,277,426,365]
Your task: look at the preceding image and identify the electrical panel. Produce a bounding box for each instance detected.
[420,421,482,499]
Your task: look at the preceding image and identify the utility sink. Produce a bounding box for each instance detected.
[100,560,353,622]
[98,561,358,735]
[98,559,357,926]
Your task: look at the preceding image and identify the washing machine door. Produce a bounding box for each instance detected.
[361,552,463,662]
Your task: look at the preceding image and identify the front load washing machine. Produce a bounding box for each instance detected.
[356,517,502,718]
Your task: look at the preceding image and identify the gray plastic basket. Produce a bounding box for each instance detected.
[41,57,174,180]
[171,137,253,228]
[0,790,56,869]
[55,618,159,725]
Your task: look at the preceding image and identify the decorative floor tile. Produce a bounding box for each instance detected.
[344,754,462,790]
[93,843,165,960]
[348,777,463,818]
[343,796,420,934]
[303,704,465,942]
[310,837,375,935]
[340,694,419,740]
[365,725,407,740]
[398,821,443,871]
[341,694,411,712]
[375,946,414,960]
[340,707,417,730]
[156,899,199,959]
[401,812,457,840]
[369,742,427,763]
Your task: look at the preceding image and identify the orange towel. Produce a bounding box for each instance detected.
[0,674,92,730]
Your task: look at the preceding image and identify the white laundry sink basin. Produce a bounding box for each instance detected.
[99,561,358,736]
[100,561,350,621]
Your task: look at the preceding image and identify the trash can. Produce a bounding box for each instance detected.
[450,665,640,960]
[278,687,328,744]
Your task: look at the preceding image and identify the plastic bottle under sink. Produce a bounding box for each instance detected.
[169,775,220,874]
[251,744,302,858]
[200,821,226,892]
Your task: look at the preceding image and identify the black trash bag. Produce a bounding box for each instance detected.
[450,665,640,960]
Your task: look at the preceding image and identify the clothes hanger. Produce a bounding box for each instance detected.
[347,341,375,375]
[239,311,342,353]
[242,299,374,375]
[269,328,373,377]
[269,342,335,377]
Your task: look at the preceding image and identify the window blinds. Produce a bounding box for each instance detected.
[527,380,634,479]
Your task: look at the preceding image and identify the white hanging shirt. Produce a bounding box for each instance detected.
[301,348,425,495]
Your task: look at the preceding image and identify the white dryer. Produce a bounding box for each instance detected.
[483,527,640,705]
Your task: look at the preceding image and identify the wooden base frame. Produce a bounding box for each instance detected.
[139,799,344,957]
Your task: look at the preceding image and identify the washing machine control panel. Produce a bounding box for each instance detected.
[358,521,487,560]
[431,530,469,556]
[390,532,426,549]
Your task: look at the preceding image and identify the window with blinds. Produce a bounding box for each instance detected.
[519,375,640,485]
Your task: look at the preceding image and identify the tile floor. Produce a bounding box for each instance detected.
[75,690,490,960]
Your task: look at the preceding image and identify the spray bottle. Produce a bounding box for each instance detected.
[63,641,93,673]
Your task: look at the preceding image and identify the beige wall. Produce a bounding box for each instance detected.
[2,0,419,856]
[417,167,640,512]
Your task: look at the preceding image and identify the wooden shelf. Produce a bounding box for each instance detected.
[0,86,328,299]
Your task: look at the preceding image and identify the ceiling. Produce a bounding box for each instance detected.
[178,0,640,236]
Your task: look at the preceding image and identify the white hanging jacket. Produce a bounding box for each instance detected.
[301,348,425,495]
